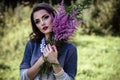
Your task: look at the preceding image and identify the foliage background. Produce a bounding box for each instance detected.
[0,0,120,80]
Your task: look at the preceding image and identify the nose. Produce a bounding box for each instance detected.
[41,20,45,26]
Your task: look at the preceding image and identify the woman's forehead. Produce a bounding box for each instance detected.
[33,9,50,19]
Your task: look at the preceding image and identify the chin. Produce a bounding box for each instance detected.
[44,31,52,34]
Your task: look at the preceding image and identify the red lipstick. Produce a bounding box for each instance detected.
[43,26,48,30]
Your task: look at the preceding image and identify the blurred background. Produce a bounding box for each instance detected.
[0,0,120,80]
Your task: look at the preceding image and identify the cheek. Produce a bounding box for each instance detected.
[47,18,53,26]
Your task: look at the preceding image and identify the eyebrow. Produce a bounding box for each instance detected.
[34,14,49,21]
[42,14,49,18]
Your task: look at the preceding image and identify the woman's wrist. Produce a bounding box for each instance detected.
[54,68,64,77]
[42,55,47,62]
[42,55,61,73]
[52,63,62,74]
[38,55,45,64]
[52,62,61,67]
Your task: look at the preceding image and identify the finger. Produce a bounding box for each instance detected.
[43,49,47,56]
[52,45,57,53]
[48,44,52,52]
[43,47,48,56]
[45,45,49,52]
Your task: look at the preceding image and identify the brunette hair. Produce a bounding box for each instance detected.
[30,3,56,42]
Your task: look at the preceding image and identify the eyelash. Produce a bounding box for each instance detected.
[44,16,49,19]
[35,20,40,24]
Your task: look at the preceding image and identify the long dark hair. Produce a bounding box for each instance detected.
[30,3,56,43]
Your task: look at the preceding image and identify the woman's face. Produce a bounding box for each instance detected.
[33,9,53,35]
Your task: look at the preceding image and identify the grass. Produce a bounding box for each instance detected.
[74,35,120,80]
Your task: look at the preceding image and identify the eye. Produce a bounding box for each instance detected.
[34,19,40,24]
[44,15,49,20]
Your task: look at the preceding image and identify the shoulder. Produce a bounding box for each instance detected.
[25,39,38,49]
[61,42,77,56]
[26,39,38,46]
[63,42,76,50]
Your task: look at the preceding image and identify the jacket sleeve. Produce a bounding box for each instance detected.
[54,68,73,80]
[20,41,33,69]
[64,44,77,79]
[20,69,30,80]
[54,43,77,80]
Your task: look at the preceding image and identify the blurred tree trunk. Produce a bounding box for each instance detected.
[111,0,120,35]
[82,0,120,35]
[51,0,60,5]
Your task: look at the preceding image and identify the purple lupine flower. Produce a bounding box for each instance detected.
[53,0,82,41]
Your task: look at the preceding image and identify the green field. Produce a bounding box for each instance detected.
[75,35,120,80]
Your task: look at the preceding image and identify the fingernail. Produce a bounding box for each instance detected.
[52,46,55,51]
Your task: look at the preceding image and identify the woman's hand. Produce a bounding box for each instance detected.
[43,44,62,74]
[43,44,58,63]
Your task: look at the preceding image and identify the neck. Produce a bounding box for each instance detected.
[45,33,50,41]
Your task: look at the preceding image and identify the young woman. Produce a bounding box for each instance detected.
[20,3,77,80]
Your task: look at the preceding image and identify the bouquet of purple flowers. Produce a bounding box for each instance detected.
[52,0,82,42]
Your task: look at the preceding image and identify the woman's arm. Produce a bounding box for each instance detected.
[20,41,45,80]
[20,56,44,80]
[27,56,44,80]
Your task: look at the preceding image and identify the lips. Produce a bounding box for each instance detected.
[43,26,48,30]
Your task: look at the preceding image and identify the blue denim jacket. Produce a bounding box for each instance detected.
[20,40,77,79]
